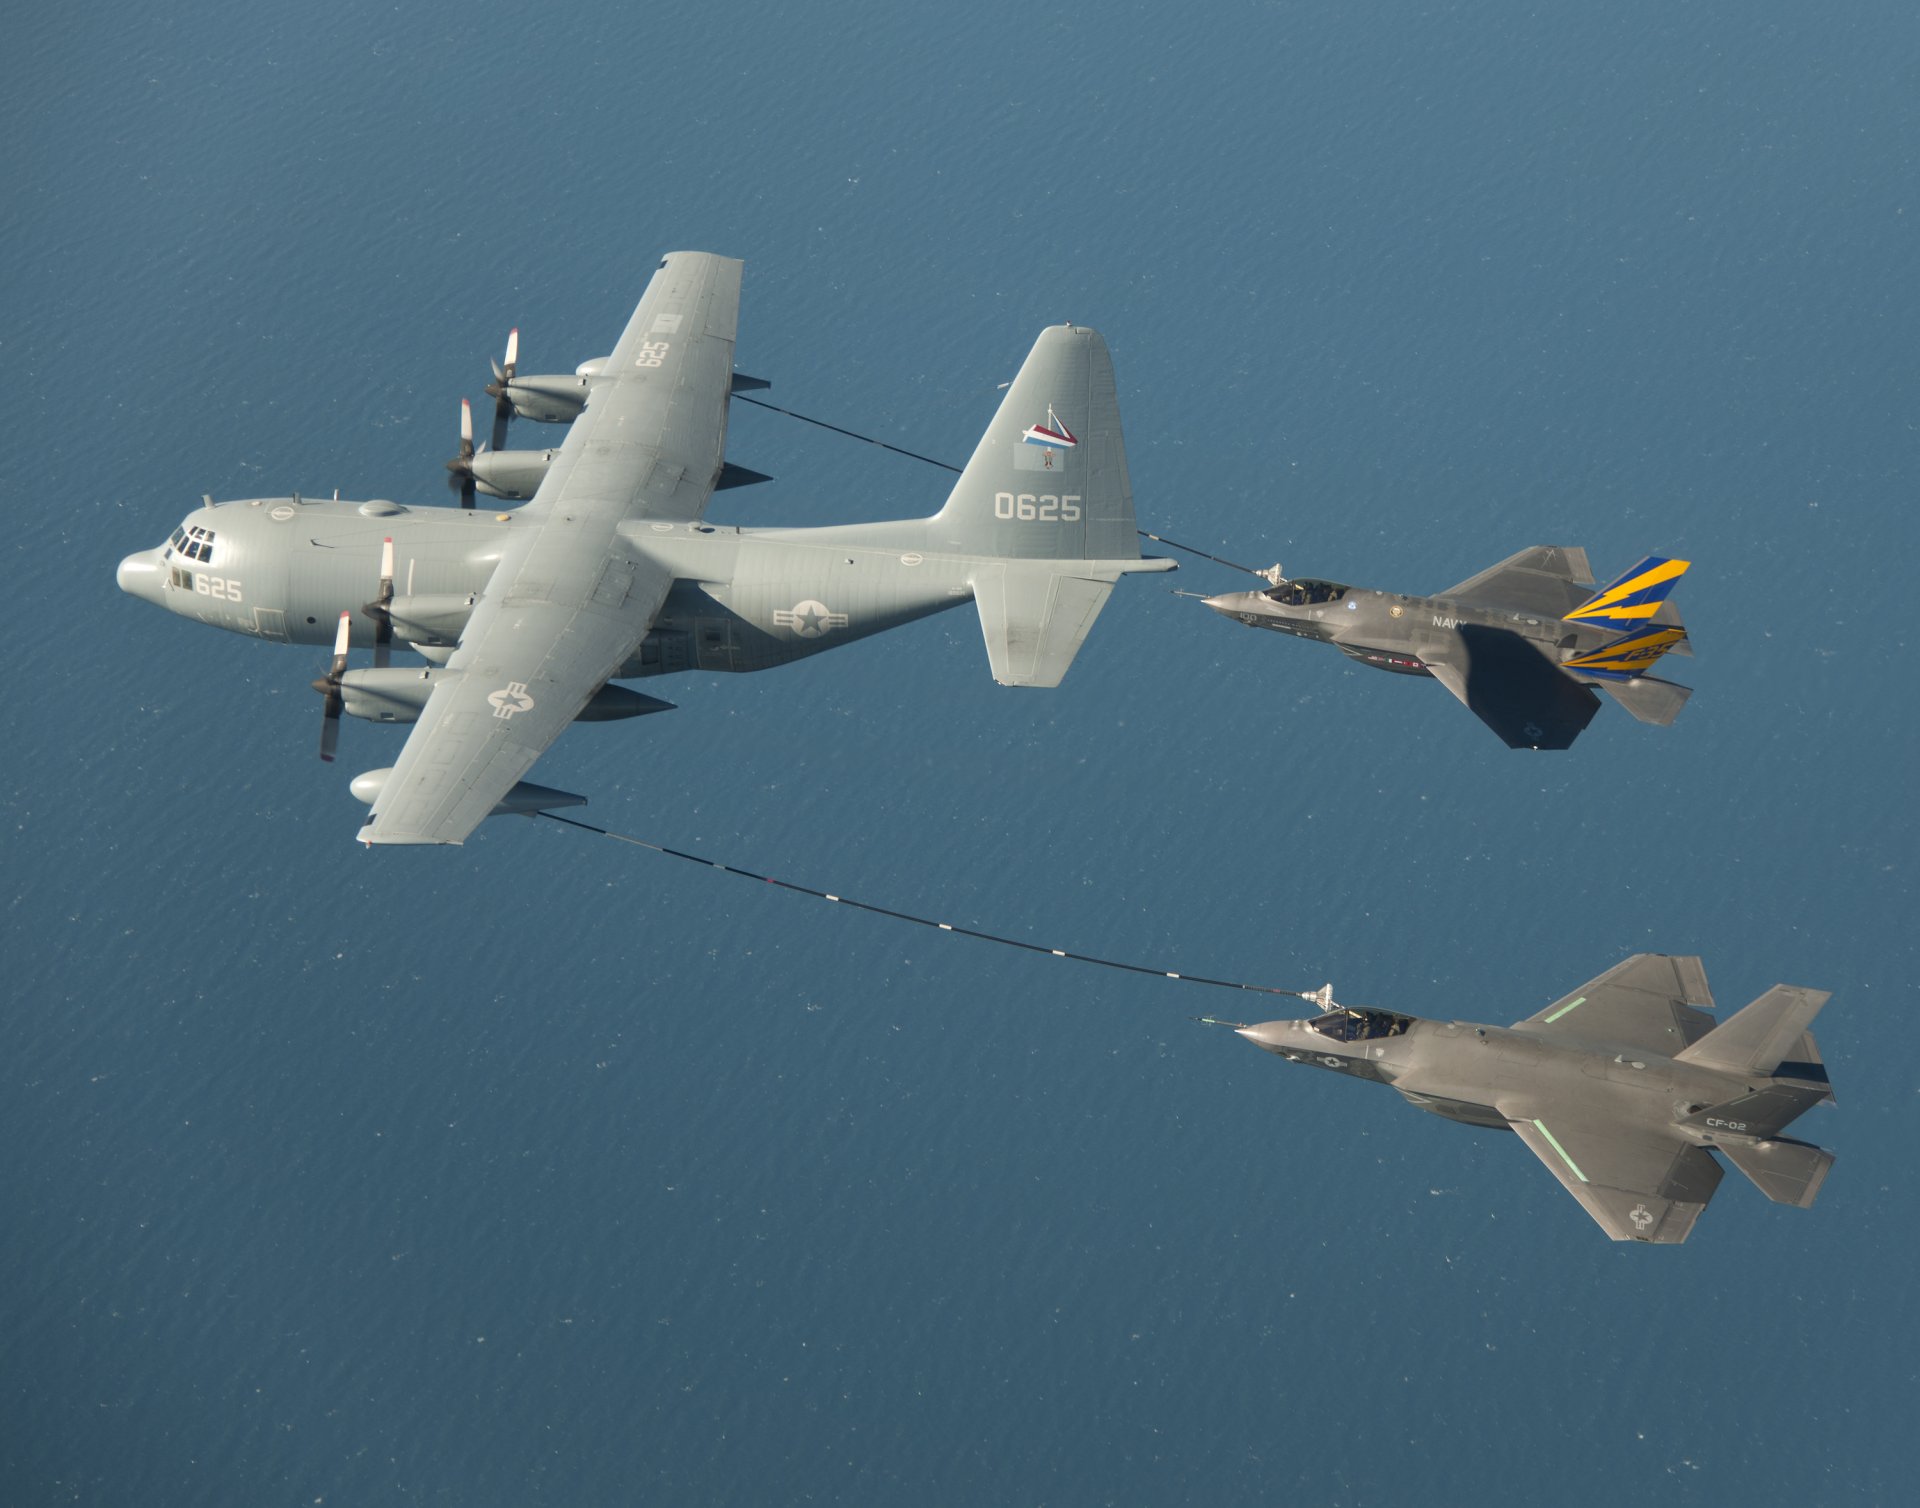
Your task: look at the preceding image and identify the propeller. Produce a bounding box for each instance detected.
[482,326,519,451]
[445,398,478,508]
[312,610,353,763]
[362,536,396,668]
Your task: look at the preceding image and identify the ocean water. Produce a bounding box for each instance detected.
[5,1,1915,1502]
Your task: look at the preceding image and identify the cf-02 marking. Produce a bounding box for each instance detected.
[774,600,849,639]
[488,682,536,719]
[993,492,1082,522]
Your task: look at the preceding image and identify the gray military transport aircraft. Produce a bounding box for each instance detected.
[116,252,1173,844]
[1233,955,1835,1243]
[1201,547,1692,748]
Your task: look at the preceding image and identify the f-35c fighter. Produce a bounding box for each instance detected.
[1235,955,1835,1243]
[116,253,1173,844]
[1202,547,1691,748]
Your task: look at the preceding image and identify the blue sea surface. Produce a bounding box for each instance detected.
[5,1,1916,1502]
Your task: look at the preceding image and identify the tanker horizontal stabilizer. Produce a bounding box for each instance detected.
[972,566,1119,688]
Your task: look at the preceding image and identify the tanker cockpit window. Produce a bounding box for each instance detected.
[167,523,217,565]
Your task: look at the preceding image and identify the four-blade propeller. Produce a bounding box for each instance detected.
[312,610,353,763]
[444,398,479,508]
[481,326,519,451]
[311,538,400,758]
[363,536,396,668]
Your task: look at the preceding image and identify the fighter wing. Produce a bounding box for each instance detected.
[1439,546,1596,618]
[1422,628,1601,748]
[1512,954,1718,1054]
[356,551,672,846]
[1503,1103,1724,1243]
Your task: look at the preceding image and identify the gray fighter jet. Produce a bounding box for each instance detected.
[116,252,1173,844]
[1233,955,1835,1243]
[1201,547,1692,748]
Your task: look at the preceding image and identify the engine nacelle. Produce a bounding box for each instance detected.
[503,374,589,423]
[468,447,558,500]
[387,593,478,647]
[574,356,614,378]
[338,666,676,724]
[339,666,444,722]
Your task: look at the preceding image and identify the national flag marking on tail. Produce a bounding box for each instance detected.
[1021,404,1077,450]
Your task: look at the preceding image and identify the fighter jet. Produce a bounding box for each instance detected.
[1232,955,1836,1243]
[1201,546,1692,748]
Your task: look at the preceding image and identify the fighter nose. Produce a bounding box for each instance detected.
[1200,593,1241,614]
[117,549,164,605]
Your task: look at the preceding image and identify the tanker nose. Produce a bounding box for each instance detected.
[117,549,165,606]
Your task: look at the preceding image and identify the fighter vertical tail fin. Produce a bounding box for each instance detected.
[1561,624,1690,683]
[1563,556,1691,631]
[1675,985,1831,1077]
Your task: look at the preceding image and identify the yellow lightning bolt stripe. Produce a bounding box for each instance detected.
[1563,627,1687,671]
[1563,558,1691,624]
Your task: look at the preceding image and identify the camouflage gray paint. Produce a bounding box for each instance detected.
[117,254,1174,843]
[1201,546,1693,748]
[1234,955,1835,1243]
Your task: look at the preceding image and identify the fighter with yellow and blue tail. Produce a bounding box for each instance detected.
[1200,547,1692,748]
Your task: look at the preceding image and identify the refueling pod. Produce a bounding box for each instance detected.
[350,767,587,819]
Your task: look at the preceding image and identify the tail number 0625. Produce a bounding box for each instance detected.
[993,492,1081,522]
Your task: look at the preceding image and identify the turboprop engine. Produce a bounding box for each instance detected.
[446,397,561,505]
[482,328,602,427]
[467,447,558,500]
